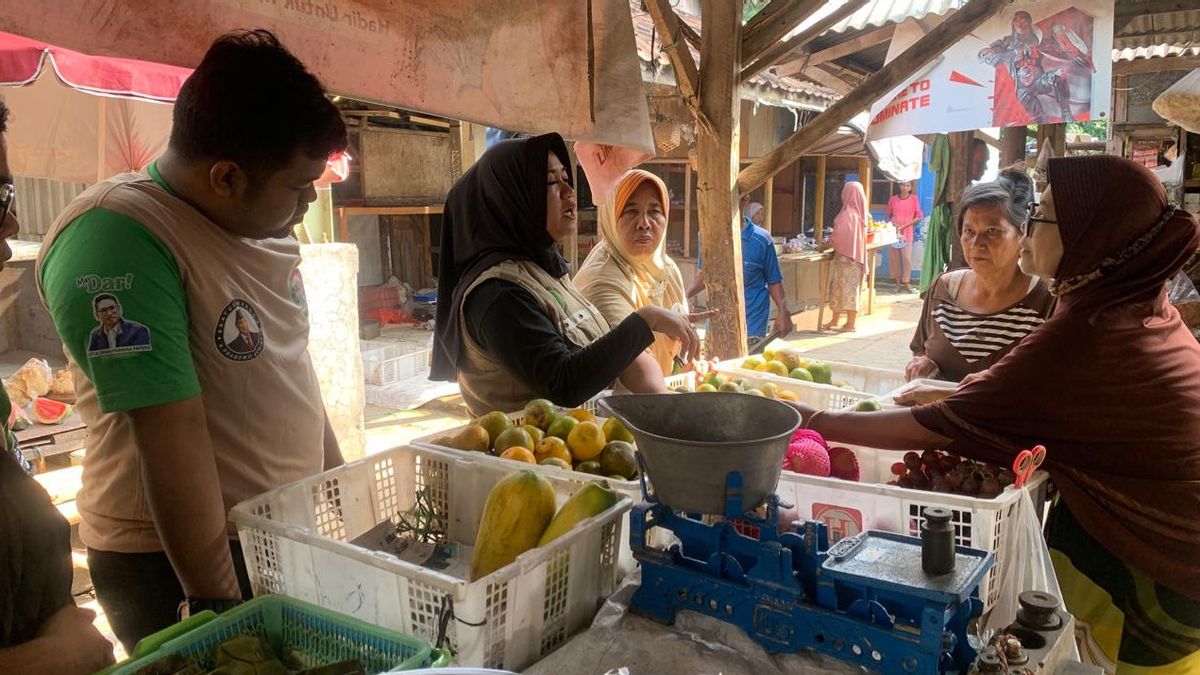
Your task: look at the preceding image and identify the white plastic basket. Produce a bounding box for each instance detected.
[713,368,876,411]
[411,411,646,575]
[721,356,906,396]
[230,444,629,671]
[361,342,432,386]
[776,444,1049,612]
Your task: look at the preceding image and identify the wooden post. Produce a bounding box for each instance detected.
[857,156,872,208]
[1038,123,1067,160]
[999,126,1027,167]
[764,175,775,234]
[947,131,972,269]
[814,155,827,243]
[683,166,693,258]
[738,0,1012,195]
[696,0,746,359]
[1109,74,1128,156]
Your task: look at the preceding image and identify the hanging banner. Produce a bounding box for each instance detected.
[868,0,1114,140]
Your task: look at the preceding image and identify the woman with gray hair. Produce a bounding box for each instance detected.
[906,168,1055,383]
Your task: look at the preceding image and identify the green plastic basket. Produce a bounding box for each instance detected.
[101,595,450,674]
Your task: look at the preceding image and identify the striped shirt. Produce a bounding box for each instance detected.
[931,304,1046,362]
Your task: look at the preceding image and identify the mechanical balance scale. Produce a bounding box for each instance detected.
[599,393,1076,675]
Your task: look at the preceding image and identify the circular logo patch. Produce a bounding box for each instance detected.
[215,300,265,361]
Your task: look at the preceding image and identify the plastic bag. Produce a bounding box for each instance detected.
[1153,68,1200,133]
[1168,273,1200,339]
[985,490,1061,625]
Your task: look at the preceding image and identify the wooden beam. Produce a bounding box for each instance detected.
[644,0,712,134]
[697,0,747,358]
[798,64,861,95]
[1113,55,1200,76]
[806,25,895,68]
[858,156,872,208]
[999,126,1027,167]
[1037,123,1067,160]
[737,0,1013,195]
[740,0,868,83]
[683,166,693,258]
[741,0,821,66]
[678,18,702,51]
[814,155,827,243]
[764,175,775,233]
[947,131,972,269]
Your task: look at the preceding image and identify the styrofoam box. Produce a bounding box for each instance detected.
[776,444,1049,612]
[361,341,432,386]
[230,444,630,671]
[714,368,876,411]
[721,356,906,396]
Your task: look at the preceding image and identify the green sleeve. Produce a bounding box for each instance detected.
[40,209,200,413]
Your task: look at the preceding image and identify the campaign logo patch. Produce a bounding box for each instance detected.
[289,267,308,313]
[215,300,265,361]
[87,292,152,357]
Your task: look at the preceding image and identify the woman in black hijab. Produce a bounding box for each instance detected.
[432,133,698,416]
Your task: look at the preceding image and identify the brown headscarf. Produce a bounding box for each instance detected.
[913,156,1200,600]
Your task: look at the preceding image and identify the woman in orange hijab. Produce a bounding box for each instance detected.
[576,170,714,380]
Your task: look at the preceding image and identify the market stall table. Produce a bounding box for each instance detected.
[788,236,895,332]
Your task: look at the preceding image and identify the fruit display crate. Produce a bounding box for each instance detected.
[711,368,877,411]
[230,444,630,671]
[775,444,1049,613]
[361,341,432,386]
[719,356,906,396]
[410,411,647,575]
[102,594,448,674]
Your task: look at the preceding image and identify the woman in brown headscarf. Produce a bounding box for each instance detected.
[792,156,1200,673]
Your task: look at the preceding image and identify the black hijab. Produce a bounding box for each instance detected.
[430,133,573,381]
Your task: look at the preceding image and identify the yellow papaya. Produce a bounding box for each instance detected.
[469,470,556,581]
[537,483,619,547]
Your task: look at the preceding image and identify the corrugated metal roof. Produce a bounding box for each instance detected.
[822,0,967,35]
[1114,9,1200,49]
[1112,44,1200,62]
[629,0,840,104]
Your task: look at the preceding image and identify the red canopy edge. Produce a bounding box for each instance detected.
[0,30,188,102]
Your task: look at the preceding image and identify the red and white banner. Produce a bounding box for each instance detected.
[868,0,1114,140]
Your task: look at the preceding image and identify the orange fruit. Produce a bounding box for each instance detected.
[499,446,536,464]
[565,407,597,423]
[567,421,606,462]
[534,436,572,465]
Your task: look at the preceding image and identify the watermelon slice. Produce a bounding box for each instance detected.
[32,397,71,425]
[10,406,30,431]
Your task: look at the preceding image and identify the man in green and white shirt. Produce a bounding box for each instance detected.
[37,30,347,651]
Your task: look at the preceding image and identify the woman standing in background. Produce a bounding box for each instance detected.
[822,181,868,332]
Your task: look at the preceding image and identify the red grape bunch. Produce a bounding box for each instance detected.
[888,450,1016,498]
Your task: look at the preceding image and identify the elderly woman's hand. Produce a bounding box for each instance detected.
[905,355,940,381]
[686,308,720,323]
[637,305,701,363]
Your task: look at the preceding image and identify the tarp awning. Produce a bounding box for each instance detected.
[0,0,654,155]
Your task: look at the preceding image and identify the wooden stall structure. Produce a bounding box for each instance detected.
[645,0,1011,357]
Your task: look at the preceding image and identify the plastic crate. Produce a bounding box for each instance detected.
[663,371,697,391]
[713,368,876,411]
[775,444,1049,612]
[410,411,645,575]
[231,444,630,671]
[721,356,906,396]
[362,341,432,386]
[103,594,448,674]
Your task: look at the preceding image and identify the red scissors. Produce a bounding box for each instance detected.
[1012,444,1046,488]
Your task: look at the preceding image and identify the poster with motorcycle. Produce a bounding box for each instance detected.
[867,0,1114,140]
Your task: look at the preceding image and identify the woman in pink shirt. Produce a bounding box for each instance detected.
[887,181,922,294]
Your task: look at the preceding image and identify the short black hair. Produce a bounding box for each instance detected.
[169,30,347,177]
[0,95,9,134]
[93,293,120,311]
[957,167,1034,234]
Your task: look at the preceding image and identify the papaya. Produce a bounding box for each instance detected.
[32,397,71,425]
[469,470,556,581]
[537,483,619,546]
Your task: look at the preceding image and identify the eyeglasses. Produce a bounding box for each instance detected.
[1023,201,1056,236]
[0,182,14,226]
